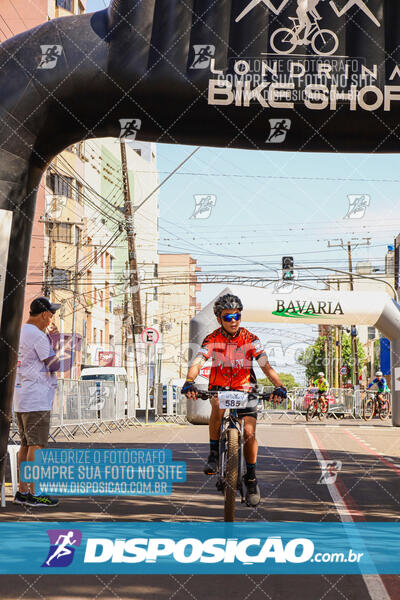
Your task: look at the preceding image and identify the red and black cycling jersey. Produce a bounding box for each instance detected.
[196,327,267,390]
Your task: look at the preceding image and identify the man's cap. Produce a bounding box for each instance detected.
[30,297,61,315]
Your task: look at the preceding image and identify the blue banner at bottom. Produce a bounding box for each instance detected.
[0,522,398,575]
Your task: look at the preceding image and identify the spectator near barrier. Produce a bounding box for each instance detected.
[13,297,61,508]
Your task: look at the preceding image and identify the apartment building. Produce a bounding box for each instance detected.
[158,254,202,381]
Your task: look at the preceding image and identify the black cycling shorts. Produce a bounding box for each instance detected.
[209,386,258,420]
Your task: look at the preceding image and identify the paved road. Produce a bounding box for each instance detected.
[1,421,399,599]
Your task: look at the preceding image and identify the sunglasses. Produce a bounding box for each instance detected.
[222,312,241,322]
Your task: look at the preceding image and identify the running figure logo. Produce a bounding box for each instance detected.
[317,460,342,485]
[266,119,291,143]
[42,530,82,568]
[119,118,142,140]
[344,194,370,219]
[190,45,216,69]
[38,45,63,70]
[190,194,217,219]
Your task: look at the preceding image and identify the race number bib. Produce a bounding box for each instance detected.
[218,391,249,409]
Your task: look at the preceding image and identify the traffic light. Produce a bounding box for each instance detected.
[282,256,294,280]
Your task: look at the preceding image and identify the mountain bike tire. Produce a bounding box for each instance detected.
[363,399,375,421]
[224,428,239,522]
[306,401,317,422]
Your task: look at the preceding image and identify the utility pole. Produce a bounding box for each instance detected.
[123,261,129,370]
[43,221,54,296]
[327,238,371,387]
[120,140,143,401]
[70,228,80,379]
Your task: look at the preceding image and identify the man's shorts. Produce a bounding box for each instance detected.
[209,386,258,420]
[15,411,50,446]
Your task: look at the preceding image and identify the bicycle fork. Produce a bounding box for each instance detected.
[217,414,246,503]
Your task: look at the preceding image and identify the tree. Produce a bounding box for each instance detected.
[297,333,366,383]
[258,372,300,389]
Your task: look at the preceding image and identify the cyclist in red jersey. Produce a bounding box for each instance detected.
[182,294,286,507]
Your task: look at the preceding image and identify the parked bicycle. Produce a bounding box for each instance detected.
[270,16,339,56]
[306,390,329,421]
[362,391,391,421]
[197,388,272,521]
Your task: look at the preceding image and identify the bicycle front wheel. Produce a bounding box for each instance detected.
[224,428,239,522]
[379,397,391,420]
[306,401,317,422]
[363,399,374,421]
[270,28,296,54]
[311,30,339,55]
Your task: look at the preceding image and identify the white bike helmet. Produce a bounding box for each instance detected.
[376,371,383,377]
[317,372,324,378]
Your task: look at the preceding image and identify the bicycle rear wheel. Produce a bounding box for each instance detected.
[224,428,239,522]
[363,399,374,420]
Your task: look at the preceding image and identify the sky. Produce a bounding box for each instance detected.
[85,0,400,383]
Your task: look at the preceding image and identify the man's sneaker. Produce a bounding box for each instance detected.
[13,491,29,505]
[204,450,219,475]
[243,474,261,507]
[26,494,59,507]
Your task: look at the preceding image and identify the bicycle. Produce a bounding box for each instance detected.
[197,388,272,522]
[270,16,339,56]
[362,391,391,421]
[306,390,329,421]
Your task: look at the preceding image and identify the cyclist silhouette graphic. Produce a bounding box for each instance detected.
[296,0,322,44]
[45,531,77,566]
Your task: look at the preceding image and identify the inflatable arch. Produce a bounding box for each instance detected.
[188,287,400,425]
[1,0,400,476]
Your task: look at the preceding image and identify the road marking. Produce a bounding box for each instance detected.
[306,428,391,600]
[343,429,400,476]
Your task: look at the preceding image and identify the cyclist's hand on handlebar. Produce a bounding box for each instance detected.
[181,380,198,399]
[271,386,287,402]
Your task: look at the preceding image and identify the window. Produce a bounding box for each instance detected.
[100,252,104,269]
[52,268,70,289]
[93,288,97,304]
[56,0,73,11]
[368,327,377,340]
[99,290,104,307]
[52,223,73,243]
[94,247,98,264]
[46,173,73,198]
[100,330,103,345]
[93,328,97,343]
